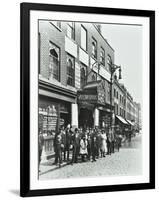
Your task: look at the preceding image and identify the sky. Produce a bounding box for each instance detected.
[101,24,143,105]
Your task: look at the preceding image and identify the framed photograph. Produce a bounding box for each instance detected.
[20,2,155,197]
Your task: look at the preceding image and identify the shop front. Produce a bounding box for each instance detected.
[98,106,112,130]
[77,80,113,129]
[39,79,77,160]
[115,115,129,136]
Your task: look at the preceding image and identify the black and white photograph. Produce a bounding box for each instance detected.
[38,20,143,180]
[20,3,155,197]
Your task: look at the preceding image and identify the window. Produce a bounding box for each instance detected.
[116,91,118,99]
[80,64,87,88]
[50,21,61,29]
[92,38,97,59]
[81,26,87,51]
[67,22,75,40]
[92,72,97,82]
[107,54,112,72]
[120,95,122,103]
[100,47,105,65]
[117,105,118,115]
[49,42,60,81]
[120,108,122,116]
[114,89,116,98]
[66,54,75,86]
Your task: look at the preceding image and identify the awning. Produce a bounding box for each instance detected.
[116,115,128,125]
[126,119,134,126]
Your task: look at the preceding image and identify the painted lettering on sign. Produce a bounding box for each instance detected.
[78,94,97,101]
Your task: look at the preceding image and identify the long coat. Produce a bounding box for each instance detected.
[100,133,107,153]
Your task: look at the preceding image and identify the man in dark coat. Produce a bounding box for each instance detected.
[54,130,62,167]
[61,126,66,162]
[71,128,80,164]
[65,124,71,162]
[91,130,98,162]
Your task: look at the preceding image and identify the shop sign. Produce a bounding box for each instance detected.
[78,94,97,102]
[97,80,106,105]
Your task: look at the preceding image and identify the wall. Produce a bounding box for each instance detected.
[0,0,158,200]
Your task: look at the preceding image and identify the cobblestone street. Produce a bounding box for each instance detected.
[39,134,142,180]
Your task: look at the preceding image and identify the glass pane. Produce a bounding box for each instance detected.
[81,26,87,50]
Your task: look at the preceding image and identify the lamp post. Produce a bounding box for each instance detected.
[110,64,122,131]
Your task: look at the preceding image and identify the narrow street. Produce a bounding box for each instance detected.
[39,134,142,180]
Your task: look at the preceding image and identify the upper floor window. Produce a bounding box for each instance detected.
[49,42,60,81]
[80,64,87,88]
[116,91,118,99]
[107,54,112,72]
[92,38,97,59]
[92,72,97,82]
[67,22,75,40]
[66,54,75,87]
[81,26,87,51]
[120,95,122,103]
[114,88,116,98]
[100,47,105,66]
[50,21,61,29]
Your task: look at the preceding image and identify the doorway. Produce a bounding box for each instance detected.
[79,108,94,129]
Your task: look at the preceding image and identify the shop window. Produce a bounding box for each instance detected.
[100,47,105,66]
[67,22,75,40]
[81,25,87,51]
[66,54,75,87]
[92,38,97,59]
[49,42,60,81]
[80,65,87,88]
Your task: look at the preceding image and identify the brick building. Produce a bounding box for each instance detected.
[38,20,115,132]
[38,20,141,134]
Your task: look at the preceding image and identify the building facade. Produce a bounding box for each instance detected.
[38,20,115,132]
[38,20,141,134]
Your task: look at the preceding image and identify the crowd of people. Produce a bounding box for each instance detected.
[40,124,123,168]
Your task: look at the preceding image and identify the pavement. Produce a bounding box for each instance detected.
[39,134,142,180]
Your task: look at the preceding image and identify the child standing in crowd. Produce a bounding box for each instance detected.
[79,135,88,162]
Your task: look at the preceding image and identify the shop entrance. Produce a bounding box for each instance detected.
[79,108,94,129]
[60,112,71,128]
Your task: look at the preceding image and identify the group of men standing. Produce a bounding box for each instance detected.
[52,125,122,168]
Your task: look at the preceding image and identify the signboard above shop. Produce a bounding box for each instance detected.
[78,94,97,101]
[77,80,110,107]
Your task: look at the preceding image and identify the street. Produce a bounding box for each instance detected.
[39,134,142,180]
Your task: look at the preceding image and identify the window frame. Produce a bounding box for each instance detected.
[67,22,75,40]
[66,53,75,87]
[92,37,97,59]
[100,47,105,66]
[80,63,87,88]
[81,25,87,51]
[49,41,60,82]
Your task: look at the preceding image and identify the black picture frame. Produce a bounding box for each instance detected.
[20,2,155,197]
